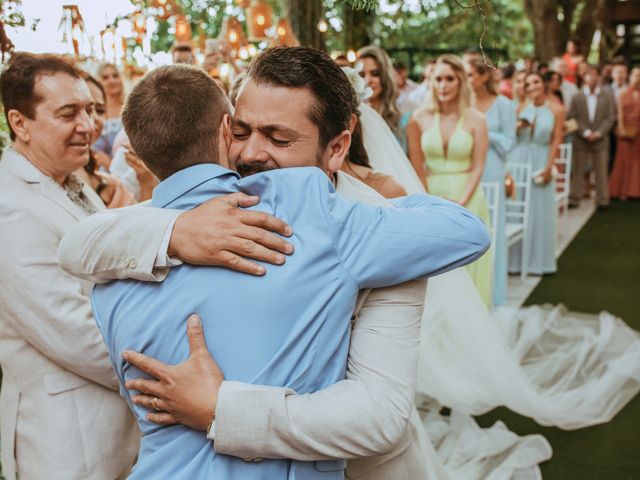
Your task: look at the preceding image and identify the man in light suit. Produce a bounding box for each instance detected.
[567,64,616,209]
[0,53,303,480]
[61,49,488,479]
[0,52,139,480]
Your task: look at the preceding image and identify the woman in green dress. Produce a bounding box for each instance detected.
[406,54,493,307]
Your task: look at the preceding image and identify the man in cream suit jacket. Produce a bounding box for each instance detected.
[0,53,297,480]
[59,47,467,479]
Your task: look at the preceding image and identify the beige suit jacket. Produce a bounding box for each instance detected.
[59,171,444,479]
[0,148,139,480]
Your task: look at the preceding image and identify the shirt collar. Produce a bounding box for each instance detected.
[583,86,601,96]
[151,163,239,207]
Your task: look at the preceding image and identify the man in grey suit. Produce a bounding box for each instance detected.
[567,64,616,208]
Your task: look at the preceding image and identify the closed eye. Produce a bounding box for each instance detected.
[232,131,249,140]
[271,137,291,146]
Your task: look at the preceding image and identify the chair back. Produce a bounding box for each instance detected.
[555,143,573,218]
[481,182,500,254]
[506,162,532,232]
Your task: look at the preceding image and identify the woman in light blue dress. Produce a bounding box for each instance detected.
[466,59,517,305]
[508,71,565,275]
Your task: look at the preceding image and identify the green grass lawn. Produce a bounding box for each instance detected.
[477,200,640,479]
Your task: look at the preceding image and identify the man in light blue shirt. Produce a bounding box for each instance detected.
[92,56,489,479]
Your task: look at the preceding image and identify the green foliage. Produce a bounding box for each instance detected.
[345,0,378,10]
[149,0,533,62]
[374,1,533,62]
[148,0,288,54]
[0,0,25,28]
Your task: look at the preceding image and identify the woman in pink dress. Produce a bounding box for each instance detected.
[609,67,640,200]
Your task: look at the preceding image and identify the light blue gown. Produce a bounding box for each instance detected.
[508,103,557,275]
[482,95,516,305]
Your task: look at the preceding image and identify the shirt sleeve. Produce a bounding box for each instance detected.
[58,206,182,283]
[314,172,490,289]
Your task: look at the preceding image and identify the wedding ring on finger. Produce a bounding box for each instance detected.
[153,396,159,411]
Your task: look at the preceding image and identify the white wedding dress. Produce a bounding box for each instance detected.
[358,103,640,479]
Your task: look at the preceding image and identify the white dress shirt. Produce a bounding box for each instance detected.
[583,86,601,123]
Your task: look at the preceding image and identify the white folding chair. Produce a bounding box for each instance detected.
[505,163,532,280]
[481,182,500,268]
[555,143,573,221]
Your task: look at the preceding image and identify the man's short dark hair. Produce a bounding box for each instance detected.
[611,56,628,68]
[393,61,407,71]
[0,52,80,140]
[586,64,601,75]
[246,46,355,148]
[501,63,516,79]
[122,65,231,180]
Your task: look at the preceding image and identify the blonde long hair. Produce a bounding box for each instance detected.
[357,45,401,136]
[467,57,498,96]
[424,54,471,114]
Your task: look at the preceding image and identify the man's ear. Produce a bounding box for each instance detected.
[8,110,29,143]
[348,113,358,134]
[221,113,232,150]
[326,129,351,174]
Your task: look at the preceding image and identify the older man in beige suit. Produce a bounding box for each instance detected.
[0,53,296,480]
[0,52,140,480]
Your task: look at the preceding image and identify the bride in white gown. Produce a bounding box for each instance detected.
[347,67,640,478]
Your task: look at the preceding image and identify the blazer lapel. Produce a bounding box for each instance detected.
[0,147,92,220]
[594,93,607,126]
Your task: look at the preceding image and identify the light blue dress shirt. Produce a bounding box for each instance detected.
[93,164,489,480]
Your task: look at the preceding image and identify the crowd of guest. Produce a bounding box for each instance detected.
[350,41,639,308]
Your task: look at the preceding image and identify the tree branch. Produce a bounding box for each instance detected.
[453,0,490,66]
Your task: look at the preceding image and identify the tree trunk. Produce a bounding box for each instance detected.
[522,0,603,61]
[287,0,326,50]
[343,4,374,51]
[574,0,606,55]
[523,0,565,61]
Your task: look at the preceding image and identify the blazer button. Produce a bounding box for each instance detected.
[126,258,138,269]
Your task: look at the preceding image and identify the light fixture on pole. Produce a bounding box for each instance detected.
[246,0,272,41]
[221,16,246,50]
[174,15,192,42]
[271,18,299,47]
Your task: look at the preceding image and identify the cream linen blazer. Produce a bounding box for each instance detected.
[0,149,138,480]
[59,170,447,479]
